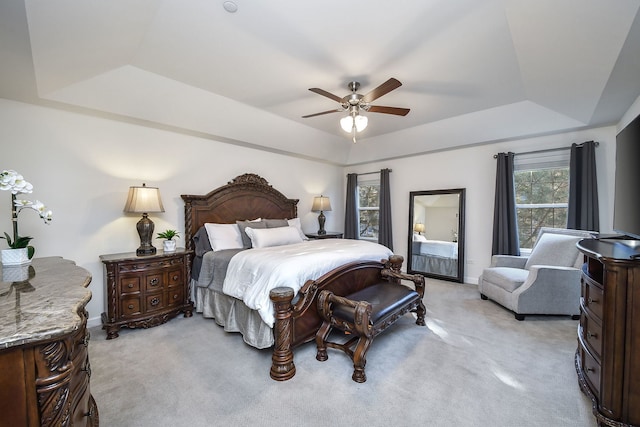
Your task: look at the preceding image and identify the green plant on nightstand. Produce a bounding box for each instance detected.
[157,229,179,252]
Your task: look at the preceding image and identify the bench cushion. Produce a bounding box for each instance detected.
[333,282,420,325]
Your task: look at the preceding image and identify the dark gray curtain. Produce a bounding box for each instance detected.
[378,168,393,250]
[344,173,358,239]
[492,152,520,255]
[567,141,599,231]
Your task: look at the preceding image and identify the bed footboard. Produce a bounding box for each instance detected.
[268,255,405,381]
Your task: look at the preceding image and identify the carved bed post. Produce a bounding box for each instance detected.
[269,287,296,381]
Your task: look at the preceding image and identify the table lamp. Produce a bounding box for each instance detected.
[311,195,332,235]
[124,183,165,255]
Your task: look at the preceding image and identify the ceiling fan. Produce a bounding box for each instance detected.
[302,78,410,143]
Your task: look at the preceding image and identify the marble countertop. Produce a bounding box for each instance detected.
[0,256,92,350]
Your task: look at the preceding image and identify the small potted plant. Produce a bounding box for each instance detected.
[157,229,179,252]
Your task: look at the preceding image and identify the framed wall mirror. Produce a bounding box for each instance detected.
[408,189,466,283]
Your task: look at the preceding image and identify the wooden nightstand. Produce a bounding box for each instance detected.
[100,248,194,339]
[305,231,343,239]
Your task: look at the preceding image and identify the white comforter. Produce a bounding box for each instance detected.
[222,239,393,327]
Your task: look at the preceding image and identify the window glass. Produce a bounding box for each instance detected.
[357,180,380,240]
[515,167,569,249]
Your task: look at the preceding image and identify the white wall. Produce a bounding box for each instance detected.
[346,126,617,283]
[0,99,344,326]
[0,96,623,327]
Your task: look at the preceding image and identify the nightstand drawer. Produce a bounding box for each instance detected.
[144,273,164,291]
[167,268,183,287]
[145,293,165,312]
[121,297,142,317]
[119,276,141,294]
[167,287,184,307]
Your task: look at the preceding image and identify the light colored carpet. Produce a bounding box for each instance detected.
[88,279,595,427]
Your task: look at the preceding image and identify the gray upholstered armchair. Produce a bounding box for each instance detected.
[478,227,596,320]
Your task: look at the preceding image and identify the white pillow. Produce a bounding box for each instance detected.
[245,226,303,248]
[413,234,427,242]
[204,223,244,251]
[287,218,309,241]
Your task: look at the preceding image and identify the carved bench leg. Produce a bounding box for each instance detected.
[269,287,296,381]
[315,321,332,362]
[352,336,373,383]
[415,300,426,326]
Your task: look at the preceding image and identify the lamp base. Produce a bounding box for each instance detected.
[136,246,157,256]
[317,211,326,235]
[135,213,157,256]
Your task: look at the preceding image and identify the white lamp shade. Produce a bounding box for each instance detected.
[340,114,368,133]
[354,114,368,132]
[340,115,353,132]
[414,223,425,233]
[123,184,165,213]
[311,195,332,212]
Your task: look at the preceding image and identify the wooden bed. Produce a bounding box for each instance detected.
[181,173,402,381]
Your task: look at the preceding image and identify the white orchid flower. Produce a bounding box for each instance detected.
[14,199,34,207]
[0,169,33,194]
[2,169,52,250]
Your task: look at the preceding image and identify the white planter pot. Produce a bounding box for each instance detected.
[1,248,30,266]
[163,240,177,252]
[2,263,31,282]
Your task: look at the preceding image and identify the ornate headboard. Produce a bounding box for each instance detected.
[181,173,299,252]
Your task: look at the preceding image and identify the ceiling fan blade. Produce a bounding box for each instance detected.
[302,109,342,118]
[361,78,402,103]
[308,88,344,103]
[366,105,410,116]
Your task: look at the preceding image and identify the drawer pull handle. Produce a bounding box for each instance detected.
[150,297,160,306]
[128,304,134,309]
[588,297,598,304]
[128,283,134,288]
[172,275,179,281]
[150,278,159,286]
[587,331,598,339]
[173,294,178,299]
[586,367,596,373]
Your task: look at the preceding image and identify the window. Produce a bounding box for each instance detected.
[514,151,570,250]
[357,179,380,240]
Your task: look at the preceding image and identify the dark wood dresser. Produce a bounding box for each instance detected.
[576,238,640,427]
[0,257,98,427]
[100,248,194,339]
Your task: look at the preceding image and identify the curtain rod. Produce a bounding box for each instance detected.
[493,141,599,159]
[347,169,393,177]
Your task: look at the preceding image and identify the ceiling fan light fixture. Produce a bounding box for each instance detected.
[354,114,368,132]
[340,115,354,132]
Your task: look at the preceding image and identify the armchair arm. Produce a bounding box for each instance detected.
[491,255,528,268]
[513,265,582,315]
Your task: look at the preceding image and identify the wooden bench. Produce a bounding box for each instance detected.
[315,268,426,382]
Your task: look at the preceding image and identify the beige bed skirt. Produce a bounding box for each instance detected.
[193,281,275,349]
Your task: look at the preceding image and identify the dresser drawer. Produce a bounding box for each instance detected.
[579,344,601,395]
[582,277,603,320]
[580,313,603,360]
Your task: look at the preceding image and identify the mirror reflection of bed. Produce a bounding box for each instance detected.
[408,189,465,283]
